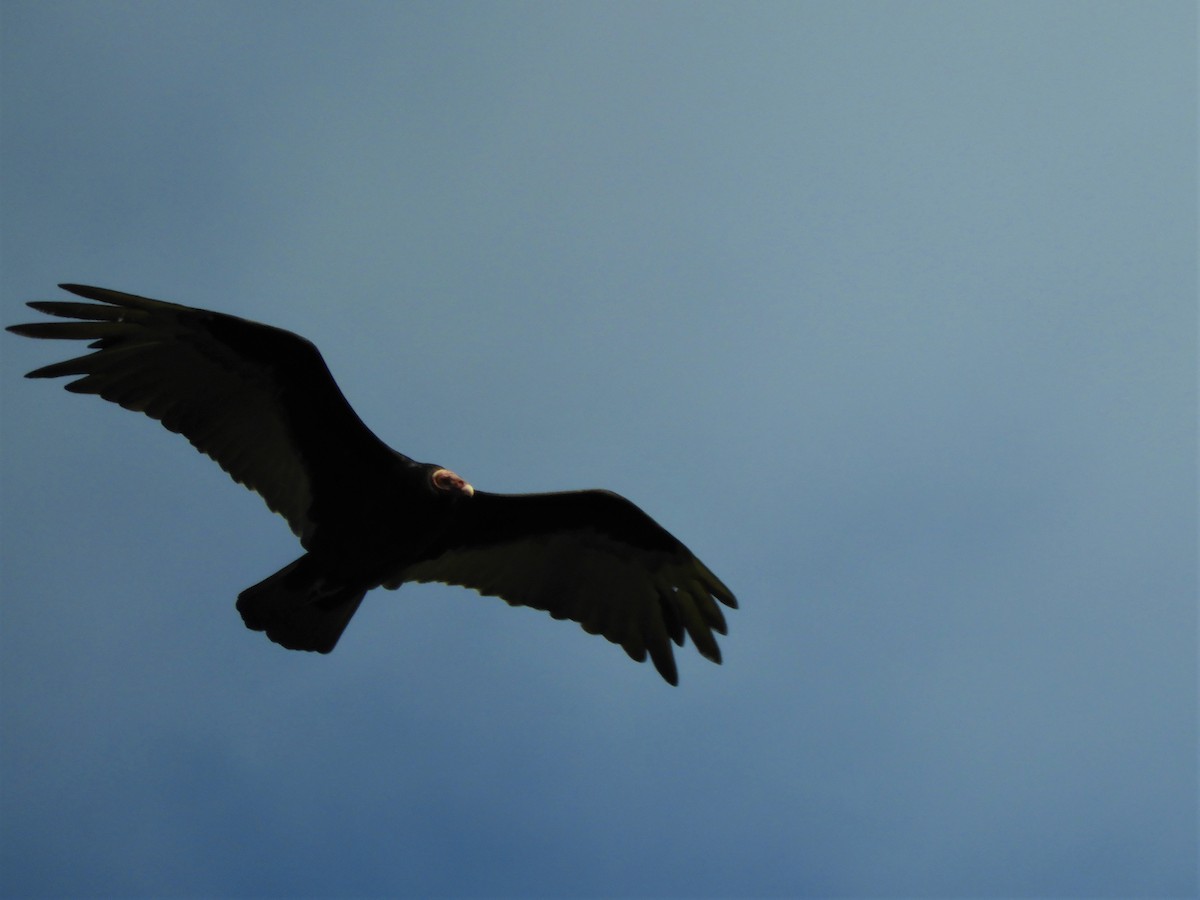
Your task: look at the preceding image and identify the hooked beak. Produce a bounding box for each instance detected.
[431,467,474,497]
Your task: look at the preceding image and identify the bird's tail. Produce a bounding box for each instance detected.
[236,555,367,654]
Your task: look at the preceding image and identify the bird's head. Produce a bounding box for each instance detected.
[430,467,474,498]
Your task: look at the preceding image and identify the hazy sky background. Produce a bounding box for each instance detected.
[1,2,1195,897]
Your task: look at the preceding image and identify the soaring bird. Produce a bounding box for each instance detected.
[8,285,735,684]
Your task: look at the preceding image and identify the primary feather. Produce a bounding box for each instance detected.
[8,284,737,684]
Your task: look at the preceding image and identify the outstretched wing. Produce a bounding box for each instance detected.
[6,284,397,541]
[395,489,737,684]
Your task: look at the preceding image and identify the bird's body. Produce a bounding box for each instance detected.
[8,285,736,684]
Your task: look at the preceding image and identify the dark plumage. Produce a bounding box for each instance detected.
[7,285,736,684]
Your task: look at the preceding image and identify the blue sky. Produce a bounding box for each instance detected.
[1,2,1195,897]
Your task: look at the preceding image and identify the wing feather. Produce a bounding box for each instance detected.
[7,284,396,540]
[394,490,737,684]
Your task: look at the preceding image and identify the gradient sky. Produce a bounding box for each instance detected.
[1,3,1195,897]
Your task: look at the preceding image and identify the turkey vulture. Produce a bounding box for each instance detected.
[7,285,735,684]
